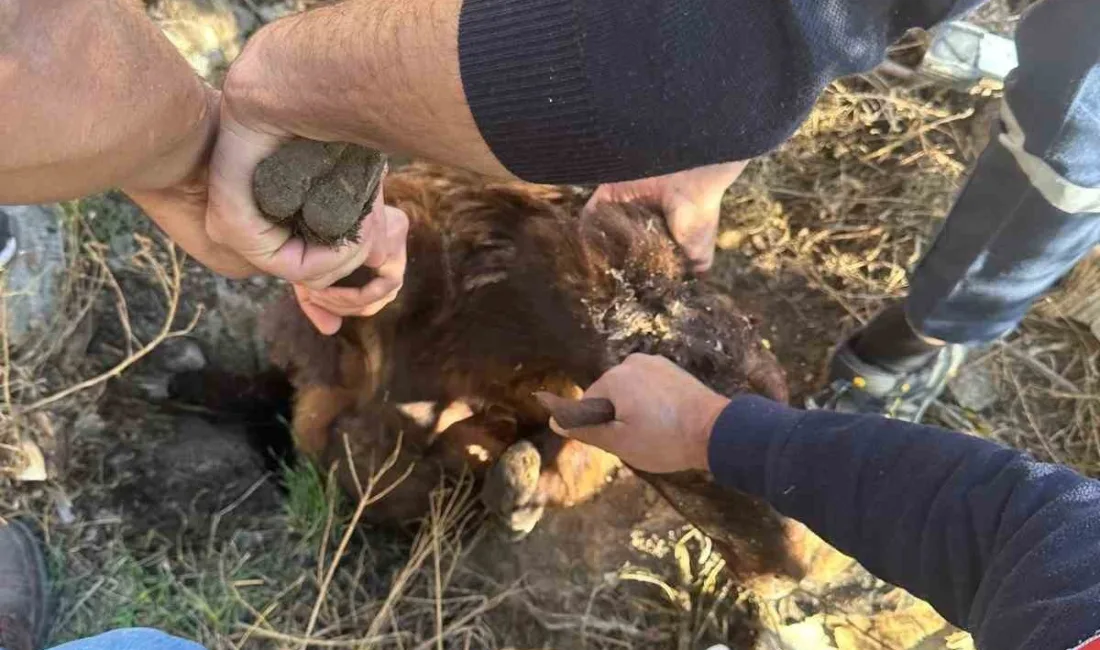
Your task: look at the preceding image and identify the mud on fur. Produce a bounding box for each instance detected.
[253,139,387,247]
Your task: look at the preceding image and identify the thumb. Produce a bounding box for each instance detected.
[665,198,719,272]
[550,418,625,457]
[293,285,343,335]
[582,189,604,216]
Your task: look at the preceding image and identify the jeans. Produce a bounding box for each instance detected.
[904,0,1100,344]
[45,629,203,650]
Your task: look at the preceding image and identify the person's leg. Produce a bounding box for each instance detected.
[46,629,204,650]
[0,521,48,650]
[818,0,1100,421]
[0,519,204,650]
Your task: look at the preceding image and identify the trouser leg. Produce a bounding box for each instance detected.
[46,629,205,650]
[902,0,1100,345]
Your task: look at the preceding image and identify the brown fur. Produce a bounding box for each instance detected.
[265,164,792,576]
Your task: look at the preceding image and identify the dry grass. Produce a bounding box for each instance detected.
[1,218,198,484]
[45,464,512,649]
[717,69,1100,477]
[724,75,985,323]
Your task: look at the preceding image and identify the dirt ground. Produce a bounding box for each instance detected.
[2,0,1096,648]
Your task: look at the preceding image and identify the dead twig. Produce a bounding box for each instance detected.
[300,431,414,646]
[998,341,1080,393]
[21,235,201,412]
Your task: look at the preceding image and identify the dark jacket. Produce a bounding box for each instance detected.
[709,396,1100,650]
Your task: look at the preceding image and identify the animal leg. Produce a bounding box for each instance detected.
[531,433,622,508]
[482,432,623,538]
[293,385,357,458]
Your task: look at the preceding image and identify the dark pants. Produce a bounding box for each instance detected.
[905,0,1100,344]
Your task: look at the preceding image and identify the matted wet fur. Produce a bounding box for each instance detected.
[265,164,794,577]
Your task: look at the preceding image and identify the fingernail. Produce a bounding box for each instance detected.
[549,417,570,437]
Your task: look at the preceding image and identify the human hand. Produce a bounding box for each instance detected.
[122,89,257,279]
[551,354,730,474]
[290,197,409,335]
[585,161,748,272]
[205,20,411,335]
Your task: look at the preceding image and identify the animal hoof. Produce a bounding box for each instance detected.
[481,440,544,534]
[502,504,546,540]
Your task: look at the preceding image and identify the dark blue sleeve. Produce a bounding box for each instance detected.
[708,395,1100,650]
[459,0,980,184]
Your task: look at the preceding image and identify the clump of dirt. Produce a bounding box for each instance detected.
[253,139,387,246]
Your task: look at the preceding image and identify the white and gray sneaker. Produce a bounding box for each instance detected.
[808,339,967,423]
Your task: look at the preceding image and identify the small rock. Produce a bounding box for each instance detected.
[14,438,47,482]
[156,337,207,373]
[717,229,745,251]
[1,205,67,350]
[151,0,242,83]
[73,412,106,439]
[54,490,77,525]
[135,375,171,400]
[948,363,1001,411]
[254,0,300,23]
[191,278,270,372]
[773,615,834,650]
[229,3,260,35]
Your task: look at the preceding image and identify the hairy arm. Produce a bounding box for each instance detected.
[206,0,508,332]
[0,0,212,200]
[221,0,507,178]
[0,0,253,275]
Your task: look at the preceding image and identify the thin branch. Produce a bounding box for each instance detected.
[22,236,201,412]
[999,341,1080,393]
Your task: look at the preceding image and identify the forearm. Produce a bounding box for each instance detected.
[708,396,1100,649]
[223,0,508,178]
[0,0,213,202]
[458,0,983,184]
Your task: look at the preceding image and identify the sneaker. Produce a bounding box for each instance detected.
[808,338,967,423]
[0,520,50,650]
[0,211,16,271]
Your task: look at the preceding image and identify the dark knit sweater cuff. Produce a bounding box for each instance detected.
[707,394,803,498]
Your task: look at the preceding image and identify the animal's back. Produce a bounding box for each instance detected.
[383,165,787,408]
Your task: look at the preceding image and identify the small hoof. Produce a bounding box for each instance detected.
[481,441,544,534]
[499,504,546,541]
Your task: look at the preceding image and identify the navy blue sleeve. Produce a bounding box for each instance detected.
[708,395,1100,650]
[458,0,980,184]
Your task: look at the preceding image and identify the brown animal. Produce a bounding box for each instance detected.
[265,164,794,577]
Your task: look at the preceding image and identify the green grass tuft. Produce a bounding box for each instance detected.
[282,461,345,549]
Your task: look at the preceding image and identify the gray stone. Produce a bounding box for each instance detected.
[949,362,1001,412]
[134,375,171,401]
[73,412,106,439]
[229,3,260,35]
[155,337,207,373]
[191,277,271,372]
[151,0,242,82]
[254,0,300,24]
[1,205,68,350]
